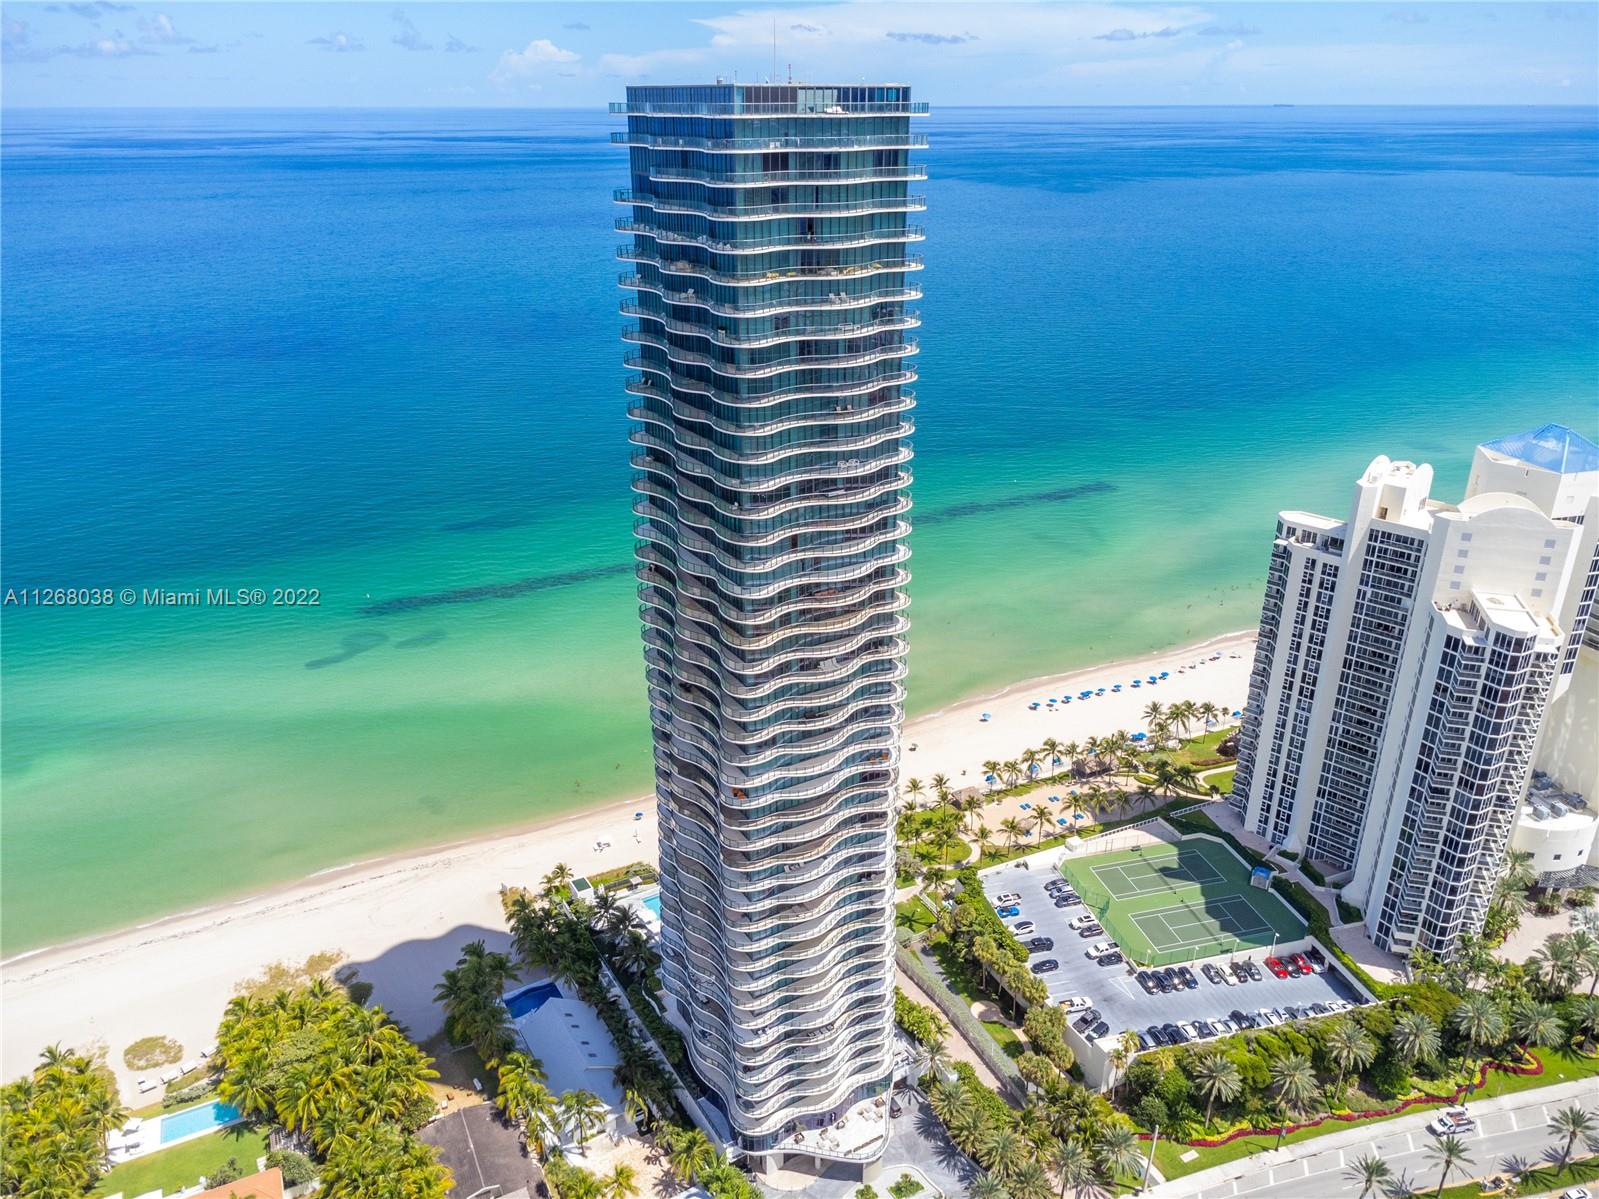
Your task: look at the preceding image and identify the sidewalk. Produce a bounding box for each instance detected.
[1148,1077,1599,1198]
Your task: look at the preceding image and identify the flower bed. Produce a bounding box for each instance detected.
[1140,1049,1544,1147]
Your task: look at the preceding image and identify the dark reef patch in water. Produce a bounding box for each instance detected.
[918,480,1114,525]
[360,562,633,616]
[305,631,389,669]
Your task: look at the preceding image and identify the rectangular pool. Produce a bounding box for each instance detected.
[642,893,661,917]
[160,1100,242,1144]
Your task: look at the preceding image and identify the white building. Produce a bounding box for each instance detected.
[1231,423,1597,959]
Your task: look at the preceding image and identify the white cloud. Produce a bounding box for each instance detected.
[490,38,579,88]
[308,31,364,53]
[391,9,431,52]
[137,12,191,46]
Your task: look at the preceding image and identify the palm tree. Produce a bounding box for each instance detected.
[1269,1054,1319,1147]
[559,1089,608,1148]
[1510,1001,1565,1049]
[975,823,997,860]
[1041,737,1065,775]
[1142,701,1165,727]
[1425,1134,1472,1197]
[1095,1123,1142,1186]
[949,1105,991,1156]
[1450,993,1507,1062]
[1565,929,1599,996]
[966,1173,1010,1199]
[1008,1160,1052,1199]
[1191,1053,1242,1128]
[1346,1151,1392,1199]
[1021,747,1044,780]
[981,1126,1029,1182]
[982,760,1002,790]
[665,1127,715,1184]
[1567,994,1599,1051]
[928,1080,964,1125]
[1031,803,1055,842]
[1049,1138,1099,1199]
[1391,1011,1441,1065]
[1323,1019,1378,1091]
[602,1163,638,1199]
[1548,1104,1597,1167]
[542,862,575,894]
[904,777,926,809]
[1000,817,1028,849]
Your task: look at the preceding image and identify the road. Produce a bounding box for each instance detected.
[1150,1078,1599,1199]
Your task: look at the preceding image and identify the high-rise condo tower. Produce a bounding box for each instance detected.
[614,82,925,1170]
[1230,425,1597,960]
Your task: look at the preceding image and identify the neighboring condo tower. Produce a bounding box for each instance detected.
[1231,424,1598,961]
[613,82,925,1171]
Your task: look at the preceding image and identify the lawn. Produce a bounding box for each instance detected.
[1433,1153,1599,1199]
[1200,766,1236,794]
[1151,1050,1599,1181]
[925,937,1023,1060]
[896,897,937,938]
[1060,838,1304,966]
[92,1125,269,1197]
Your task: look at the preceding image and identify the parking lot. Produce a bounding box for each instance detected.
[977,854,1367,1051]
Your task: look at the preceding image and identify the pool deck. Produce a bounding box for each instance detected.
[108,1100,246,1162]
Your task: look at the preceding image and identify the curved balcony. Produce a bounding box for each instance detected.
[622,305,920,349]
[654,692,902,773]
[610,99,928,116]
[627,365,915,410]
[619,221,926,254]
[630,394,916,444]
[631,437,912,496]
[620,275,921,318]
[632,465,913,525]
[615,190,927,221]
[612,132,927,152]
[646,162,927,187]
[625,331,917,378]
[619,249,923,288]
[648,656,908,731]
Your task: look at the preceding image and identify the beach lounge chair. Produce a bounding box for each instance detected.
[137,1078,158,1094]
[159,1068,180,1084]
[179,1061,198,1076]
[122,1118,143,1134]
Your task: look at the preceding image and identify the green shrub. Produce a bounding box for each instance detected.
[951,1062,1014,1127]
[162,1081,214,1108]
[1277,850,1300,861]
[207,1157,244,1187]
[855,1187,879,1199]
[1300,860,1327,887]
[893,988,946,1048]
[889,1175,923,1199]
[1336,898,1363,924]
[1365,1053,1411,1098]
[265,1150,317,1187]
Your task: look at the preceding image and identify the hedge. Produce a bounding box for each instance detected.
[1269,875,1395,1000]
[1300,860,1328,887]
[896,945,1024,1095]
[1165,810,1276,873]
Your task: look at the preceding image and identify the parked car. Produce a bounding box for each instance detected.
[1089,1021,1110,1039]
[1264,956,1290,979]
[1012,920,1036,935]
[1069,913,1098,930]
[1087,941,1118,959]
[1202,963,1226,985]
[1162,967,1184,991]
[1559,1187,1591,1199]
[1290,953,1314,975]
[1136,1031,1152,1051]
[1309,1002,1331,1017]
[1027,937,1055,952]
[996,892,1021,905]
[1326,999,1354,1013]
[1097,952,1124,967]
[1213,1018,1236,1035]
[1193,1020,1215,1038]
[1161,1023,1184,1044]
[1231,961,1252,983]
[996,905,1021,918]
[1146,1025,1168,1046]
[1045,878,1070,892]
[1054,896,1078,908]
[1073,1011,1096,1032]
[1154,970,1173,993]
[1229,1009,1255,1029]
[1078,925,1105,938]
[1255,1008,1278,1026]
[1178,966,1199,989]
[1244,959,1263,981]
[1137,971,1158,994]
[1177,1022,1199,1041]
[1062,995,1092,1013]
[1031,959,1060,975]
[1428,1110,1475,1136]
[1307,946,1328,971]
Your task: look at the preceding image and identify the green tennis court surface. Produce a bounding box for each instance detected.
[1059,838,1305,966]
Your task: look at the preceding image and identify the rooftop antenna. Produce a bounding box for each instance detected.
[772,17,777,84]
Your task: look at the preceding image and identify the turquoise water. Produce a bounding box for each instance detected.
[159,1101,241,1143]
[2,107,1594,954]
[642,893,662,918]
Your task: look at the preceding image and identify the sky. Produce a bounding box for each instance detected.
[1,1,1595,108]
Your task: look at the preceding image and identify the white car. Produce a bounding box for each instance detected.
[1221,969,1238,987]
[1061,995,1092,1013]
[1213,1018,1236,1035]
[996,892,1021,905]
[1178,1022,1199,1041]
[1069,913,1098,930]
[1086,941,1118,959]
[1255,1009,1278,1026]
[1428,1111,1475,1136]
[1560,1187,1591,1199]
[1012,920,1036,935]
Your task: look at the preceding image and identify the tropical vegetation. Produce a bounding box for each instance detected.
[3,1046,125,1198]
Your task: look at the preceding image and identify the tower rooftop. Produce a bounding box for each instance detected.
[1480,423,1599,476]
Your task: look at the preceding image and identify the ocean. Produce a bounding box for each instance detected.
[2,106,1594,955]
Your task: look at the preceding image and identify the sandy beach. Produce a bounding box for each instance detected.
[1,629,1254,1097]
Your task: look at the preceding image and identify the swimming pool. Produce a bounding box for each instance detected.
[504,982,561,1019]
[642,893,661,917]
[160,1101,241,1144]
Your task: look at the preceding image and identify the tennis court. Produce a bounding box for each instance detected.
[1059,838,1305,967]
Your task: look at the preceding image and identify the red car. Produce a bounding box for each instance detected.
[1291,952,1316,975]
[1264,956,1290,979]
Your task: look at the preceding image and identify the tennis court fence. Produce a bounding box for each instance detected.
[1137,935,1248,968]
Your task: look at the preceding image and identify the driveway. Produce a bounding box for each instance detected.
[977,856,1364,1048]
[1152,1079,1599,1199]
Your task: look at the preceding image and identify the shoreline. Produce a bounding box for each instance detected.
[1,628,1255,1097]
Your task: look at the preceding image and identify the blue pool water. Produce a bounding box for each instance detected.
[504,982,561,1019]
[642,893,661,917]
[160,1101,241,1144]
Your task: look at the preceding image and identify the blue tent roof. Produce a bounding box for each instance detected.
[1481,423,1599,475]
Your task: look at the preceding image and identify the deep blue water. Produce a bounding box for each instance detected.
[2,106,1595,952]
